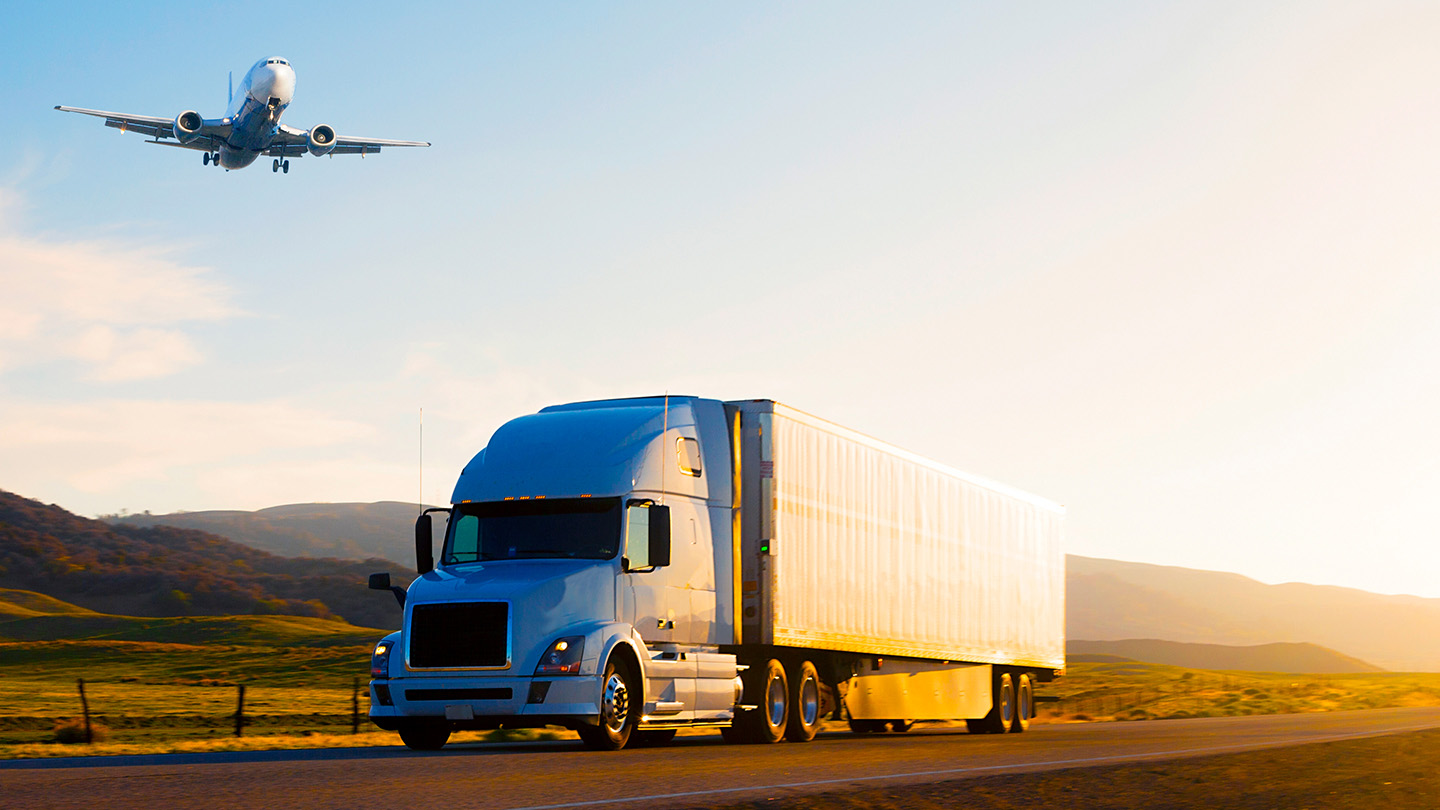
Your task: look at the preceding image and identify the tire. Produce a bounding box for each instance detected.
[733,658,787,743]
[1011,673,1033,733]
[889,720,913,733]
[578,656,639,750]
[973,670,1015,734]
[631,729,677,747]
[784,660,823,742]
[398,720,451,750]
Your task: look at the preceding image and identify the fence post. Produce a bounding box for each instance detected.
[234,684,246,738]
[77,678,93,744]
[352,677,360,735]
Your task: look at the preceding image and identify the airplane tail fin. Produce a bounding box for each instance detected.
[228,71,233,104]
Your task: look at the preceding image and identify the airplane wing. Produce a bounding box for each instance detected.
[268,123,430,157]
[55,106,231,150]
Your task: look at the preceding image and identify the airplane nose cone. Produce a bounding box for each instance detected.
[250,64,295,105]
[272,66,296,101]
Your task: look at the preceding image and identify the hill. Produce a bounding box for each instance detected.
[108,501,435,562]
[0,490,413,631]
[1066,639,1383,673]
[0,588,100,619]
[1068,555,1440,672]
[68,497,1440,672]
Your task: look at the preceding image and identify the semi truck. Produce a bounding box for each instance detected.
[367,396,1065,750]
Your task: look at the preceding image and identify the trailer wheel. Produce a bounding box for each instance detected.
[890,719,913,733]
[972,670,1014,734]
[578,656,639,750]
[1010,673,1033,733]
[733,658,788,743]
[398,720,451,750]
[784,660,823,742]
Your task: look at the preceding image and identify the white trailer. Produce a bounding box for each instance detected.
[367,396,1064,749]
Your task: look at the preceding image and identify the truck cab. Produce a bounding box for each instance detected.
[368,396,744,750]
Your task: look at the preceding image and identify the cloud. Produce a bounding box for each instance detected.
[0,398,377,502]
[0,192,237,380]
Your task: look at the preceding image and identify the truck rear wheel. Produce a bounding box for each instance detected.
[1010,673,1033,733]
[970,670,1014,734]
[578,656,639,750]
[784,660,822,742]
[733,658,787,743]
[398,720,451,750]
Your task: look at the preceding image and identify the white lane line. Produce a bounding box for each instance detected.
[501,722,1440,810]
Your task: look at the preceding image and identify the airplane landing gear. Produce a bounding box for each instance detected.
[282,159,289,174]
[272,158,290,174]
[203,153,210,166]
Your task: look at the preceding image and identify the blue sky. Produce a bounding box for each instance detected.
[3,2,1439,597]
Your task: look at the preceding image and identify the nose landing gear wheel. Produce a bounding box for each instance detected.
[203,153,210,166]
[282,159,290,174]
[272,158,279,173]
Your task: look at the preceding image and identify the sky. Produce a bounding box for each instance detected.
[2,2,1438,597]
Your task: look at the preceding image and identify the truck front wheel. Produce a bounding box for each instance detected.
[398,720,451,750]
[578,656,639,750]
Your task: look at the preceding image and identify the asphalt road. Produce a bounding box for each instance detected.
[6,707,1440,810]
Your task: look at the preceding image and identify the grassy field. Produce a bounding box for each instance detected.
[1040,661,1440,722]
[4,587,1440,760]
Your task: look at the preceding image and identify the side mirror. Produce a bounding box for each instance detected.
[648,505,671,568]
[369,571,406,608]
[415,514,434,575]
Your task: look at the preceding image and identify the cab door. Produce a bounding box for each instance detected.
[620,502,672,644]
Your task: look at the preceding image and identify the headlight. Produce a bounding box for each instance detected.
[534,636,585,675]
[371,640,394,679]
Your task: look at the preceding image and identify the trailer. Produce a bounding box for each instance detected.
[366,396,1064,750]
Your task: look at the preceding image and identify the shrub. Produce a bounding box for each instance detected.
[53,717,110,744]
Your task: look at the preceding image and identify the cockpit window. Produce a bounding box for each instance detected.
[442,497,622,564]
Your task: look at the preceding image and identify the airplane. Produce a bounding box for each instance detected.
[56,56,429,173]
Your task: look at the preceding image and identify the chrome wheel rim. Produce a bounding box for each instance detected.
[766,675,786,728]
[601,672,630,734]
[1000,677,1014,725]
[800,676,820,727]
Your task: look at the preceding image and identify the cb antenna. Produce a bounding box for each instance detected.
[418,407,424,515]
[660,392,668,505]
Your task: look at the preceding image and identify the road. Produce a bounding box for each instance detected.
[5,707,1439,810]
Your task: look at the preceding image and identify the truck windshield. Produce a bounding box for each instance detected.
[442,497,621,564]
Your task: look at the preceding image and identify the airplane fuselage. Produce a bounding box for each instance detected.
[216,57,296,169]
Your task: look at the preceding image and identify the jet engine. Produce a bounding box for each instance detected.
[307,124,337,157]
[172,110,204,144]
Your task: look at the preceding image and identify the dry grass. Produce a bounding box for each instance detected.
[5,643,1440,760]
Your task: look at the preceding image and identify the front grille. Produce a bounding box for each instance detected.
[408,602,509,668]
